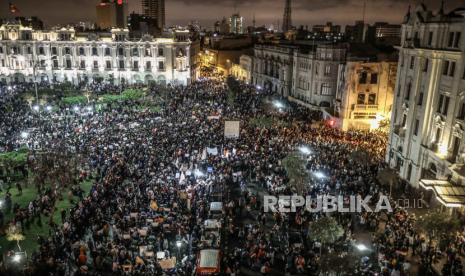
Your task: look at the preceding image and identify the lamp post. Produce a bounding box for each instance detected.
[176,240,182,264]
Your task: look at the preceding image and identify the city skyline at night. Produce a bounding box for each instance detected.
[1,0,464,28]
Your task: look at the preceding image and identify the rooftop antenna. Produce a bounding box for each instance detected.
[439,0,445,15]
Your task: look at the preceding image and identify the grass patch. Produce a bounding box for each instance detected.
[0,180,93,256]
[0,147,28,167]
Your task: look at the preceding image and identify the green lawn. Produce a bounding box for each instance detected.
[0,180,93,256]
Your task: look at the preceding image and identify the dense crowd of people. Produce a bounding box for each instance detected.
[0,78,464,275]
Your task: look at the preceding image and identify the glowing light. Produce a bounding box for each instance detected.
[176,241,182,248]
[32,105,40,111]
[86,106,93,112]
[45,105,52,112]
[73,106,80,112]
[273,101,284,109]
[328,119,335,127]
[12,254,21,263]
[21,132,29,139]
[355,243,369,251]
[438,144,448,158]
[313,171,325,179]
[298,146,311,155]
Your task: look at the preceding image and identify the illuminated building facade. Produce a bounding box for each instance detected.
[252,43,346,107]
[386,4,465,207]
[334,61,397,130]
[0,23,196,86]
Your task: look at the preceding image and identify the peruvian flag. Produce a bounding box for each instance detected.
[9,2,20,14]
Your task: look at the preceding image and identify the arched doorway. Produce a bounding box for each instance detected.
[145,74,154,85]
[157,75,166,86]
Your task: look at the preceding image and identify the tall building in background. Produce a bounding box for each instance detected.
[229,13,243,34]
[142,0,166,30]
[96,0,127,29]
[282,0,292,32]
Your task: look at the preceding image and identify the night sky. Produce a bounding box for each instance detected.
[0,0,464,28]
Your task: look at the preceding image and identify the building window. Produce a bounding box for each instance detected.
[118,47,124,56]
[132,48,139,56]
[80,60,85,69]
[359,72,367,84]
[428,31,433,46]
[417,92,424,106]
[443,61,456,77]
[52,59,58,69]
[357,93,365,104]
[158,48,164,56]
[423,59,429,72]
[324,65,331,76]
[146,61,151,70]
[106,60,111,70]
[410,56,415,69]
[454,32,461,48]
[448,32,455,47]
[458,102,465,120]
[93,60,98,69]
[414,119,420,136]
[321,83,332,95]
[38,47,44,55]
[370,73,378,84]
[91,47,97,56]
[133,60,139,70]
[119,60,125,69]
[0,47,3,54]
[105,48,111,56]
[437,94,450,116]
[51,47,57,55]
[79,47,85,56]
[65,59,72,69]
[405,83,411,101]
[158,61,165,70]
[64,47,71,55]
[368,94,376,105]
[145,48,151,57]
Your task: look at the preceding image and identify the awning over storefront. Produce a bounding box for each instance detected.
[420,179,465,207]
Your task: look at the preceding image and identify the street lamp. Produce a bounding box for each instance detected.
[32,105,40,112]
[176,241,182,248]
[20,132,29,139]
[45,105,52,112]
[355,243,369,252]
[298,146,312,155]
[73,106,80,112]
[12,253,21,263]
[313,171,325,179]
[273,100,284,109]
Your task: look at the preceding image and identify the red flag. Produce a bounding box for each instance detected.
[9,2,20,14]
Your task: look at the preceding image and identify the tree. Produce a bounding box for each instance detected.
[308,216,344,254]
[414,212,460,243]
[282,153,308,194]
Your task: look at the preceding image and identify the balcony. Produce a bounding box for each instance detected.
[132,67,139,72]
[354,104,379,111]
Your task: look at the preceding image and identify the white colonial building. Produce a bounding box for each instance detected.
[386,4,465,208]
[252,43,346,108]
[0,23,198,86]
